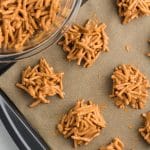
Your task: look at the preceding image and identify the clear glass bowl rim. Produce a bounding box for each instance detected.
[0,0,82,63]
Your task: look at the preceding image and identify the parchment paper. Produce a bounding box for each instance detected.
[0,0,150,149]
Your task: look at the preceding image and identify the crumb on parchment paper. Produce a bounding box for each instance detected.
[124,44,131,52]
[99,137,124,150]
[146,39,150,56]
[127,125,133,129]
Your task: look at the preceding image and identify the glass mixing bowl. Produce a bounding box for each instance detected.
[0,0,82,62]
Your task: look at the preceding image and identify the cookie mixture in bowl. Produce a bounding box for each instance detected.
[0,0,61,52]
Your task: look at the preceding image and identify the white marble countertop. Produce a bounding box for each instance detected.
[0,120,18,150]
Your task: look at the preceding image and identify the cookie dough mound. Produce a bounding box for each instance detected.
[110,64,150,109]
[58,17,109,68]
[100,137,124,150]
[139,112,150,144]
[16,58,64,107]
[117,0,150,24]
[57,99,106,147]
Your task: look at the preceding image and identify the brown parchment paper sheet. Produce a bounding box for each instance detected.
[0,0,150,150]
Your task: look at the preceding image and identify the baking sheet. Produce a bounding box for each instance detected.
[0,0,150,149]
